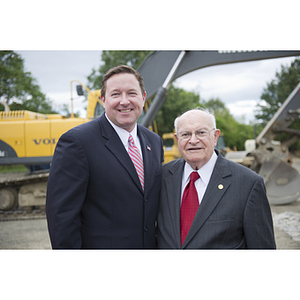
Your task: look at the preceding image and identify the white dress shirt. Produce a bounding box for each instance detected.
[105,114,143,159]
[181,151,218,205]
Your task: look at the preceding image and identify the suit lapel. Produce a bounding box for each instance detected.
[182,154,232,248]
[100,115,143,192]
[165,159,185,248]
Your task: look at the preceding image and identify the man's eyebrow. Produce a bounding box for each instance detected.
[181,128,209,132]
[109,88,138,92]
[108,88,120,92]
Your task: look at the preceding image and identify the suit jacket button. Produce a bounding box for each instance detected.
[144,227,148,232]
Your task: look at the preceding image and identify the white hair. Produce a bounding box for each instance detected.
[174,108,217,133]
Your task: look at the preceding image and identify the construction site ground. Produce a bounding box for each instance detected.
[0,201,300,250]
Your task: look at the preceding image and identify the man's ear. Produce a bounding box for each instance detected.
[214,129,221,146]
[142,92,146,107]
[174,133,178,142]
[101,95,105,107]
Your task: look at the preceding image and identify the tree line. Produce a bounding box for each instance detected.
[1,50,299,151]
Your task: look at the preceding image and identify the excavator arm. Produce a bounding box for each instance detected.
[138,50,300,128]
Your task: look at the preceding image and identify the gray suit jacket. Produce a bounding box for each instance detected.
[157,151,276,249]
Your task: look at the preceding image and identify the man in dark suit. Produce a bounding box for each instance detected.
[46,65,164,249]
[157,109,276,249]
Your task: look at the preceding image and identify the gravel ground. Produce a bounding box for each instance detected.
[271,157,300,249]
[271,200,300,249]
[0,202,300,250]
[0,218,51,249]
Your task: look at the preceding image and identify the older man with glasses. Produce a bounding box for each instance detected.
[157,108,276,249]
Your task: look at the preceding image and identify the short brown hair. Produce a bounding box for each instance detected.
[101,65,145,98]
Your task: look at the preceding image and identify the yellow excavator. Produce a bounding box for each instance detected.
[0,81,104,210]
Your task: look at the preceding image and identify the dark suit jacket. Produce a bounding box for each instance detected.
[46,114,163,249]
[157,151,276,249]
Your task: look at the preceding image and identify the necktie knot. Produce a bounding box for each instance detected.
[190,171,200,183]
[128,134,134,145]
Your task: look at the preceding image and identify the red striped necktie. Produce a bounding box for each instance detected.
[128,134,144,190]
[180,171,200,246]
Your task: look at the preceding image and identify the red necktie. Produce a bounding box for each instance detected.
[128,134,144,190]
[180,171,200,246]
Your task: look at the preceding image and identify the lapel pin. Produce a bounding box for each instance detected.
[218,184,224,190]
[147,146,151,151]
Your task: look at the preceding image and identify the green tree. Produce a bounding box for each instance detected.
[202,98,254,150]
[0,50,55,113]
[217,115,254,150]
[255,58,300,151]
[155,85,201,136]
[255,58,300,122]
[87,50,151,90]
[203,97,228,113]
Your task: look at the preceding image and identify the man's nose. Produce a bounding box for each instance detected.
[120,93,130,105]
[189,132,199,143]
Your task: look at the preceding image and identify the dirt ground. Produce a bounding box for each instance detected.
[271,200,300,249]
[0,218,51,249]
[0,201,299,250]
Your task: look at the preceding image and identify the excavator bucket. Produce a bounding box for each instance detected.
[226,83,300,205]
[258,156,300,205]
[253,83,300,205]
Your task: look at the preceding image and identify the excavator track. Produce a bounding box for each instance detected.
[0,171,49,213]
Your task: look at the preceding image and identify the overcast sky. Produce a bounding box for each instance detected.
[4,0,299,126]
[16,50,297,124]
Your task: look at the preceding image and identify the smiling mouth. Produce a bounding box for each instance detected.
[188,148,202,151]
[119,109,132,113]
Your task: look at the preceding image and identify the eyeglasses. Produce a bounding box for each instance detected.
[177,129,215,141]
